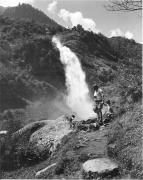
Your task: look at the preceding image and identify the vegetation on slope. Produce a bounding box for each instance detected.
[0,15,66,110]
[0,15,142,179]
[0,16,67,138]
[0,6,5,15]
[60,25,142,97]
[60,27,142,178]
[107,101,142,179]
[3,3,61,28]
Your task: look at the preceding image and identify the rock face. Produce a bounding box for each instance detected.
[82,158,118,178]
[26,115,72,159]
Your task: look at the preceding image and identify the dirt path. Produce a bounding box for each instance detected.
[78,127,108,158]
[61,124,116,179]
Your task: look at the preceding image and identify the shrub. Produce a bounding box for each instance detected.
[0,133,25,170]
[0,109,25,133]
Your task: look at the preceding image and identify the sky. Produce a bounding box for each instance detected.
[0,0,142,43]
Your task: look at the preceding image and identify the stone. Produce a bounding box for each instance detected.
[0,130,8,135]
[35,163,56,178]
[12,120,50,140]
[82,158,118,178]
[26,115,72,160]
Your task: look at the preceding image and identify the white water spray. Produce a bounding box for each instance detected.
[52,36,95,119]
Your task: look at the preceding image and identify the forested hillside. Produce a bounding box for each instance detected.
[0,13,142,123]
[0,6,5,14]
[0,8,142,179]
[3,3,62,29]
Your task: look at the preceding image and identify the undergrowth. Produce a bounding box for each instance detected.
[107,101,142,179]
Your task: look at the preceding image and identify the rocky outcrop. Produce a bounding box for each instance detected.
[12,120,50,140]
[82,158,118,179]
[26,115,72,160]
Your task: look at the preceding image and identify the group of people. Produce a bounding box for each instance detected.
[93,85,113,125]
[67,84,113,129]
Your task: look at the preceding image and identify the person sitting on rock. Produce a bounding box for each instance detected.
[93,85,104,125]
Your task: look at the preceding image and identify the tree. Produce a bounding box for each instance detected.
[105,0,142,11]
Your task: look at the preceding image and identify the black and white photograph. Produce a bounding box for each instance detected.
[0,0,142,179]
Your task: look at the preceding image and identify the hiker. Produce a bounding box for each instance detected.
[67,114,75,128]
[106,100,114,115]
[103,100,114,125]
[93,85,104,125]
[69,115,75,123]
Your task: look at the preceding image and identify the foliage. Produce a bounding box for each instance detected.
[0,16,47,41]
[79,30,116,61]
[3,3,61,28]
[0,6,5,15]
[98,68,115,83]
[105,0,142,11]
[0,130,29,170]
[109,37,142,62]
[107,101,142,179]
[0,109,26,170]
[14,38,65,89]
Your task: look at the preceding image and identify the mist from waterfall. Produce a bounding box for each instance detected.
[52,36,95,119]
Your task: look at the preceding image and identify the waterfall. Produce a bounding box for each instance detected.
[52,36,95,119]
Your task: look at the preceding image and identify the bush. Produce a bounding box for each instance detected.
[0,109,25,133]
[0,133,26,170]
[0,109,27,170]
[98,68,115,83]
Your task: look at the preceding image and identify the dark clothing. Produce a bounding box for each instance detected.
[93,100,104,113]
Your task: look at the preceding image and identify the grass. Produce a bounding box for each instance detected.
[107,100,142,179]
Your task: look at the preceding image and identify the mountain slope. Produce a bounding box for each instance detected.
[0,15,142,114]
[0,16,142,179]
[0,15,68,128]
[60,28,142,88]
[109,36,141,65]
[2,3,62,29]
[0,6,6,14]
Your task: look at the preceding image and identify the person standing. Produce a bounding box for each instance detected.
[93,85,104,125]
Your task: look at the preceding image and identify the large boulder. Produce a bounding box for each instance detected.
[26,115,72,160]
[0,115,73,169]
[12,120,50,140]
[82,158,119,179]
[0,120,51,170]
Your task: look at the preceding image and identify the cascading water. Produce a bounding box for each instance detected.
[52,36,95,119]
